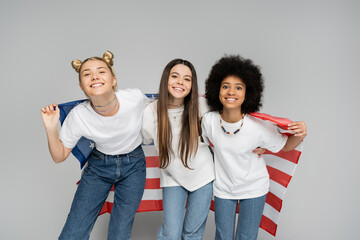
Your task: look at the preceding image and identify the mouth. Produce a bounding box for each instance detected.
[224,97,237,103]
[90,83,104,88]
[173,87,185,92]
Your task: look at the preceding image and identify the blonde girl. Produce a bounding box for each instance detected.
[41,51,149,240]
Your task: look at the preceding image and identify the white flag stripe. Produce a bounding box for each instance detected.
[142,189,163,200]
[146,168,161,179]
[265,154,297,176]
[143,145,158,156]
[105,189,163,202]
[295,142,303,152]
[263,203,280,223]
[106,191,114,202]
[269,179,287,200]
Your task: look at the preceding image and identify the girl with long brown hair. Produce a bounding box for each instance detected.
[142,59,215,239]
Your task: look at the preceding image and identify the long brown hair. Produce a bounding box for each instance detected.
[157,59,200,169]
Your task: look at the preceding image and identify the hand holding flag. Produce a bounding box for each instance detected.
[41,103,60,131]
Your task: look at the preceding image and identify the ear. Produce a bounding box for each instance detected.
[79,81,84,91]
[112,75,117,87]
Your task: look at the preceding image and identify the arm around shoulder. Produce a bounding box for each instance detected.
[141,101,157,144]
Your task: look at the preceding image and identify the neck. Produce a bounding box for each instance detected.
[90,92,119,116]
[221,108,243,123]
[168,96,184,109]
[90,92,116,106]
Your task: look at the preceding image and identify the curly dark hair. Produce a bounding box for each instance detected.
[205,55,264,114]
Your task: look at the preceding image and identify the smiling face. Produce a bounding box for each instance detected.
[167,64,192,103]
[219,75,246,112]
[79,60,116,97]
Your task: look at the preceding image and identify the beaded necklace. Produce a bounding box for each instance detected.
[219,112,245,135]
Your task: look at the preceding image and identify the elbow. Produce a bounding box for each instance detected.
[281,147,291,152]
[53,159,64,164]
[52,156,66,164]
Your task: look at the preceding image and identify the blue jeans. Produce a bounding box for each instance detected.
[214,194,267,240]
[157,182,213,240]
[59,146,146,240]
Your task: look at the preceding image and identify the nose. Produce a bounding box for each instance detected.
[177,78,184,85]
[92,73,99,81]
[228,86,235,95]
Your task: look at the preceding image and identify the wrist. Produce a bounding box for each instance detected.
[45,127,58,135]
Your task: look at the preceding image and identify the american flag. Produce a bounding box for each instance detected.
[58,98,302,237]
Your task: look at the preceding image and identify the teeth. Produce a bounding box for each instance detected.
[91,83,103,88]
[174,87,184,91]
[226,98,237,103]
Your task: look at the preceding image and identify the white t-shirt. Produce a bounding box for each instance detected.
[59,89,149,155]
[201,111,287,199]
[141,97,215,192]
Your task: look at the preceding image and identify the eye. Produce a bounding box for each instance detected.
[236,86,243,90]
[171,75,178,79]
[222,85,229,89]
[84,73,90,77]
[185,78,191,82]
[100,71,105,74]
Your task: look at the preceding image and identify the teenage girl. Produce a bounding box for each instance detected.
[201,55,307,240]
[142,59,215,240]
[41,51,149,240]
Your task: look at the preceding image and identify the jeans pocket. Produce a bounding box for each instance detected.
[90,150,103,160]
[129,146,145,159]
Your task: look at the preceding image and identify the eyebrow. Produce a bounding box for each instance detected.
[170,71,192,78]
[81,67,107,73]
[221,82,245,87]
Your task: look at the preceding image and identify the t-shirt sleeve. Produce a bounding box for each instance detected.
[59,109,82,149]
[201,113,211,145]
[141,102,156,145]
[260,121,288,153]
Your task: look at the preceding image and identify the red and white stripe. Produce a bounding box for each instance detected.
[97,113,302,236]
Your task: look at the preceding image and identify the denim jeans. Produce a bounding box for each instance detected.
[157,181,213,240]
[214,194,267,240]
[59,146,146,240]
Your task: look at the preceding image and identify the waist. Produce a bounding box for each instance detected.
[93,144,143,158]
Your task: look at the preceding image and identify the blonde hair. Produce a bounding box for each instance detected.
[71,51,118,91]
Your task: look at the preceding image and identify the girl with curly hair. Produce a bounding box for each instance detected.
[201,55,307,240]
[41,51,149,240]
[142,59,215,240]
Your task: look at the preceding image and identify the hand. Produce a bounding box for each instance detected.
[252,147,266,158]
[288,121,307,138]
[41,103,60,131]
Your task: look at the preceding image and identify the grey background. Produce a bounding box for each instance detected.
[1,0,359,239]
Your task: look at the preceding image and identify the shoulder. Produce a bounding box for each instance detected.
[68,100,91,117]
[202,111,218,124]
[144,100,157,117]
[203,111,218,119]
[117,88,142,98]
[117,88,150,106]
[246,114,279,134]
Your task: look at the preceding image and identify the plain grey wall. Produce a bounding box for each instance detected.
[1,0,359,239]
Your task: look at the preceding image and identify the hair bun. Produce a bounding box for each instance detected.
[103,51,114,66]
[71,59,83,73]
